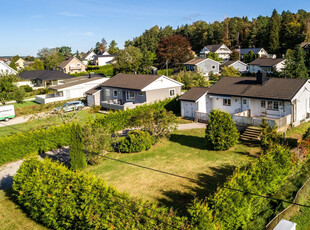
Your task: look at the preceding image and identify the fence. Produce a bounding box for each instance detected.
[195,111,208,122]
[265,176,310,230]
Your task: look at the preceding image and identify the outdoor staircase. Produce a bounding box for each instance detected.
[240,126,261,142]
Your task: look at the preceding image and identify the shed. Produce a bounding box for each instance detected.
[273,219,296,230]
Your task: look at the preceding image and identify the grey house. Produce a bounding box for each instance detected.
[220,60,248,73]
[86,73,183,110]
[185,58,221,76]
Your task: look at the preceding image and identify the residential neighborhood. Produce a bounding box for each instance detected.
[1,2,310,230]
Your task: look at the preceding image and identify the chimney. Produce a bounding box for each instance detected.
[89,72,94,78]
[256,71,267,85]
[152,67,158,75]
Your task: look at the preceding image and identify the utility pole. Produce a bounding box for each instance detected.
[166,59,168,76]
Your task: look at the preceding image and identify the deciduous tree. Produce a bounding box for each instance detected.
[113,45,142,73]
[221,66,241,77]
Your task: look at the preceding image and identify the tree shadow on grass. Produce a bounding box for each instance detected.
[156,165,236,216]
[169,134,206,150]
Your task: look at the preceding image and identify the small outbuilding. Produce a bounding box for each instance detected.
[178,87,209,121]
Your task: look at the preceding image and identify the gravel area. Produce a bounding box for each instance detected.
[177,122,206,130]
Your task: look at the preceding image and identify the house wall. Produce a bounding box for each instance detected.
[292,81,310,124]
[231,62,248,73]
[248,64,261,73]
[101,87,147,104]
[0,62,17,75]
[97,56,115,66]
[181,101,197,118]
[210,96,242,114]
[196,60,220,76]
[145,86,181,103]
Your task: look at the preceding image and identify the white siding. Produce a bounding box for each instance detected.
[197,94,207,113]
[142,76,183,91]
[292,81,310,124]
[181,101,197,118]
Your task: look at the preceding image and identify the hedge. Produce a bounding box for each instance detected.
[0,123,72,165]
[13,158,188,229]
[70,65,114,77]
[188,144,293,229]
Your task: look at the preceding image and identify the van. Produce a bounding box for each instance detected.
[0,105,15,121]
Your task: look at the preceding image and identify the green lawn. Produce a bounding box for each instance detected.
[0,109,105,138]
[7,100,38,109]
[289,192,310,230]
[286,121,310,140]
[86,128,259,213]
[0,189,48,230]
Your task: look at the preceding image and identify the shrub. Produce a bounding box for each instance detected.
[157,68,173,76]
[69,123,87,170]
[89,105,102,113]
[20,85,33,92]
[12,158,188,229]
[172,71,209,90]
[188,145,293,229]
[119,130,155,153]
[205,110,239,150]
[260,118,281,151]
[302,127,310,140]
[0,123,72,165]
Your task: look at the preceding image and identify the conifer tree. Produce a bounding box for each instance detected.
[267,9,281,54]
[69,123,87,170]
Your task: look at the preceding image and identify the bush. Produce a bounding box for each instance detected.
[188,145,293,229]
[157,69,173,76]
[69,123,87,170]
[119,130,155,153]
[12,158,188,229]
[20,85,33,92]
[303,127,310,140]
[172,71,209,90]
[70,65,114,77]
[0,124,72,165]
[260,118,281,151]
[89,105,102,113]
[205,110,239,150]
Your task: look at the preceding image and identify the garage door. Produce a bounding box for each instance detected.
[184,102,197,118]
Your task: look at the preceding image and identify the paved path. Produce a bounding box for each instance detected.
[5,97,35,104]
[177,122,206,130]
[0,115,31,127]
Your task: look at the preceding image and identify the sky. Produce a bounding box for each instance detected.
[0,0,309,56]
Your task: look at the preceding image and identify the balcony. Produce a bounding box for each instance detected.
[232,110,292,129]
[101,99,144,110]
[35,93,65,104]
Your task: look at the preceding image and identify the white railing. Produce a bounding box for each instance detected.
[101,100,144,110]
[195,112,209,122]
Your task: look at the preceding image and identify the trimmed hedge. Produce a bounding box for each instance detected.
[70,65,114,77]
[119,130,155,153]
[13,158,188,229]
[0,124,72,165]
[188,144,293,229]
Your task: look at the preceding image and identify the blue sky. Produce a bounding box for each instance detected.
[1,0,309,56]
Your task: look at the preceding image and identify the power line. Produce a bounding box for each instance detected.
[2,121,310,209]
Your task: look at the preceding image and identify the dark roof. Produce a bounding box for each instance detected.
[50,76,107,90]
[240,48,264,55]
[206,44,222,52]
[19,70,74,81]
[178,87,209,102]
[248,58,285,67]
[100,73,162,90]
[208,76,307,101]
[185,58,206,65]
[85,85,102,95]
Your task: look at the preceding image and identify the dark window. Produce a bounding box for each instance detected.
[261,100,266,108]
[223,99,231,106]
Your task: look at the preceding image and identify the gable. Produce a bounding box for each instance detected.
[142,76,183,91]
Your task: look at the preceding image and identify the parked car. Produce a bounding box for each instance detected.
[54,101,85,112]
[0,105,15,121]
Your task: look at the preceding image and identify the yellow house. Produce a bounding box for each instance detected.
[15,58,25,69]
[59,56,86,74]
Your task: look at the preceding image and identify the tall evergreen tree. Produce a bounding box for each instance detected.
[69,123,87,171]
[267,9,281,54]
[282,46,308,78]
[108,40,119,54]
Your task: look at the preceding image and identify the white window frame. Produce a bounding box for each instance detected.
[169,89,175,97]
[106,89,110,97]
[223,99,231,106]
[126,91,135,101]
[261,100,266,108]
[113,90,118,98]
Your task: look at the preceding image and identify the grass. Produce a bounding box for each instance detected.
[175,117,194,124]
[0,189,48,230]
[289,192,310,230]
[86,128,259,214]
[0,109,105,138]
[287,121,310,140]
[6,100,38,109]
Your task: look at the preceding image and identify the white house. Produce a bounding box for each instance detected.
[185,58,221,76]
[239,48,268,60]
[86,73,183,110]
[178,87,209,121]
[0,60,18,75]
[93,51,116,66]
[82,50,96,65]
[248,58,285,74]
[179,73,310,128]
[200,44,232,61]
[220,60,248,73]
[35,74,108,104]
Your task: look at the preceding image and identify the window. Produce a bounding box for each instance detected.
[106,89,110,97]
[268,101,273,109]
[138,92,143,96]
[169,89,175,97]
[223,99,231,106]
[113,90,118,98]
[243,99,247,105]
[212,65,215,69]
[126,92,135,101]
[279,101,284,109]
[273,101,279,110]
[261,100,266,108]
